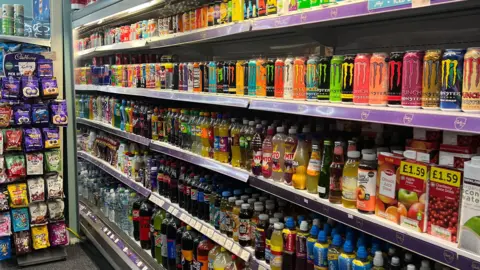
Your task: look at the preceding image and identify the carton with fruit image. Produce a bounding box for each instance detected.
[427,166,462,242]
[376,152,404,224]
[459,157,480,254]
[398,152,429,232]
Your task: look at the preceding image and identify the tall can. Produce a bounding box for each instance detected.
[284,56,294,99]
[267,0,278,15]
[306,55,318,101]
[2,5,14,36]
[202,5,209,28]
[228,61,237,94]
[223,61,230,93]
[155,64,162,89]
[317,56,331,102]
[463,47,480,112]
[342,54,355,103]
[236,60,245,95]
[274,58,285,98]
[258,0,267,16]
[214,0,221,25]
[353,53,371,105]
[178,63,185,90]
[293,56,306,100]
[188,62,194,92]
[13,4,24,37]
[401,50,425,108]
[165,62,174,89]
[196,8,203,29]
[232,0,244,22]
[172,63,179,90]
[387,52,404,107]
[441,49,466,111]
[256,58,267,97]
[183,63,189,91]
[266,58,275,97]
[208,3,215,26]
[329,55,344,102]
[369,52,389,106]
[193,62,202,92]
[217,61,225,94]
[248,59,257,96]
[202,62,209,92]
[243,60,249,95]
[208,61,217,93]
[422,49,442,109]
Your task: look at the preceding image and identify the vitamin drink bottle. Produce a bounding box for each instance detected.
[306,142,321,194]
[387,52,404,107]
[317,56,332,102]
[218,115,230,163]
[329,55,344,102]
[231,120,242,167]
[262,126,274,178]
[422,49,442,109]
[208,61,217,93]
[193,62,202,92]
[292,131,309,190]
[283,128,297,185]
[328,141,344,204]
[248,59,257,96]
[462,47,480,112]
[197,236,214,270]
[282,217,297,270]
[306,224,319,270]
[252,124,264,176]
[272,126,286,182]
[353,53,371,105]
[284,56,294,99]
[236,60,245,95]
[228,61,237,94]
[256,57,267,97]
[202,62,209,92]
[341,54,355,103]
[369,52,389,106]
[401,50,425,108]
[357,153,377,214]
[293,56,306,100]
[187,62,194,92]
[270,222,284,270]
[342,151,360,209]
[266,58,275,97]
[441,48,466,111]
[275,58,285,98]
[217,61,225,93]
[327,234,342,269]
[306,55,319,101]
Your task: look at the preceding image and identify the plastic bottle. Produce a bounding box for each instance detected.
[132,198,143,241]
[213,113,222,160]
[203,177,212,222]
[213,247,232,270]
[226,197,236,238]
[292,130,309,190]
[200,112,212,157]
[372,251,384,270]
[218,115,230,163]
[357,153,378,214]
[419,260,431,270]
[176,223,185,270]
[213,185,223,230]
[181,225,194,270]
[313,230,329,270]
[389,257,401,270]
[167,215,178,270]
[266,217,279,264]
[407,265,416,270]
[270,222,284,270]
[255,214,269,260]
[306,223,318,270]
[262,126,274,178]
[197,236,215,270]
[238,119,249,168]
[283,216,297,270]
[161,213,170,268]
[232,200,243,242]
[283,128,298,185]
[306,141,321,194]
[403,253,413,269]
[239,203,252,247]
[352,246,371,270]
[318,140,333,199]
[272,126,287,182]
[208,245,221,270]
[244,121,256,171]
[197,177,207,220]
[327,234,342,270]
[154,209,165,263]
[251,204,264,247]
[329,141,345,204]
[295,220,309,269]
[342,151,360,208]
[251,124,263,175]
[338,239,356,270]
[220,191,232,234]
[231,119,242,167]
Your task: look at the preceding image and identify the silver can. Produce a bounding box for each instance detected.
[13,4,24,37]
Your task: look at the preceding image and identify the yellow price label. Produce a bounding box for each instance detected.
[430,166,461,188]
[400,161,427,181]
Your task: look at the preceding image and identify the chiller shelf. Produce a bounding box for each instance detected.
[78,151,152,197]
[248,176,480,269]
[0,35,50,47]
[77,118,151,146]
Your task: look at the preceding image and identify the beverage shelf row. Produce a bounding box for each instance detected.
[0,35,50,47]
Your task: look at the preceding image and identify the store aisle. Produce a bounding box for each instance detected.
[0,242,113,270]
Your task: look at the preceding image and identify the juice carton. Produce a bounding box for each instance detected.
[439,144,477,169]
[427,166,462,242]
[405,139,439,164]
[398,150,429,232]
[376,152,404,224]
[413,128,442,142]
[459,157,480,254]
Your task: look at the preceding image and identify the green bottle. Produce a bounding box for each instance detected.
[153,209,165,263]
[318,140,333,199]
[114,98,122,129]
[310,0,320,7]
[329,55,344,102]
[298,0,311,9]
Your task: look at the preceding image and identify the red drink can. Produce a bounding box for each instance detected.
[196,8,203,29]
[274,58,284,98]
[353,53,371,105]
[115,54,122,65]
[190,10,196,31]
[401,50,425,108]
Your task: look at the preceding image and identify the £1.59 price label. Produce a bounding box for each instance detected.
[430,166,461,187]
[400,161,427,181]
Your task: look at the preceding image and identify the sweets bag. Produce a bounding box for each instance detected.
[31,225,49,250]
[29,202,47,225]
[11,208,29,232]
[27,177,45,202]
[14,231,32,255]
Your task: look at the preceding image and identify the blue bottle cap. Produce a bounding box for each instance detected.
[371,243,379,256]
[332,234,342,247]
[318,230,327,243]
[357,246,368,260]
[297,215,305,225]
[222,191,232,197]
[200,177,206,183]
[286,217,295,229]
[233,189,242,196]
[343,240,354,253]
[310,225,319,237]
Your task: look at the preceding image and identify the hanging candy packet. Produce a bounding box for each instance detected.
[5,129,23,151]
[37,59,54,77]
[24,128,43,152]
[46,173,63,199]
[0,236,12,260]
[48,221,68,246]
[6,154,26,180]
[40,77,59,99]
[47,200,64,221]
[11,208,29,232]
[42,127,60,149]
[50,100,68,126]
[31,225,50,250]
[0,188,9,211]
[29,202,47,225]
[13,104,31,126]
[31,104,49,125]
[44,150,61,173]
[2,77,20,100]
[13,231,32,255]
[27,177,45,202]
[21,76,40,99]
[0,107,12,128]
[0,212,11,237]
[26,153,43,176]
[0,156,6,184]
[7,183,28,208]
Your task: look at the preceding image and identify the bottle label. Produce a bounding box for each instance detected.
[182,249,193,261]
[272,150,282,172]
[197,191,204,203]
[284,151,294,173]
[255,227,266,250]
[342,176,357,201]
[306,239,315,263]
[219,136,229,152]
[176,244,182,265]
[204,193,210,202]
[167,239,176,259]
[270,251,283,269]
[239,218,251,241]
[239,136,246,148]
[139,216,151,241]
[233,134,240,146]
[213,207,221,228]
[296,235,307,258]
[214,136,220,151]
[314,244,328,268]
[283,229,296,253]
[253,150,262,166]
[338,253,355,270]
[186,186,191,198]
[262,152,272,170]
[307,153,321,175]
[225,211,232,232]
[191,188,198,201]
[327,253,339,269]
[356,168,377,212]
[161,234,168,257]
[132,210,140,220]
[180,122,189,134]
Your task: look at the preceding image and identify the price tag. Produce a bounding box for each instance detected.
[200,225,209,235]
[430,166,461,187]
[214,234,226,245]
[172,208,179,217]
[194,221,203,231]
[348,214,353,219]
[106,231,111,236]
[167,206,174,213]
[185,216,192,223]
[412,0,430,8]
[87,211,91,216]
[114,238,119,244]
[103,227,108,233]
[109,234,115,239]
[149,195,165,207]
[231,244,241,257]
[137,261,143,267]
[180,213,186,221]
[400,161,427,181]
[191,220,197,228]
[240,250,250,261]
[123,247,129,252]
[224,239,234,250]
[142,267,148,270]
[207,228,214,238]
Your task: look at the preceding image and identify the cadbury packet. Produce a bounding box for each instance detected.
[50,100,67,126]
[31,104,49,124]
[40,77,59,99]
[2,77,20,99]
[37,59,53,77]
[24,128,42,152]
[42,127,60,149]
[13,104,31,125]
[21,76,40,99]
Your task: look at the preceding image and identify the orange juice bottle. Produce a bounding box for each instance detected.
[256,58,267,97]
[293,57,306,100]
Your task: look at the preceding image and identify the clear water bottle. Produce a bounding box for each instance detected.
[108,189,116,222]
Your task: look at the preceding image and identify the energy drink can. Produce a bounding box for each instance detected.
[196,8,202,29]
[293,56,306,100]
[256,58,267,97]
[208,3,215,26]
[369,52,388,106]
[140,64,147,88]
[128,65,136,88]
[353,53,371,105]
[146,64,156,88]
[177,14,184,33]
[248,59,257,96]
[193,62,202,92]
[266,58,275,97]
[178,63,184,90]
[387,52,404,107]
[228,61,237,94]
[182,12,190,32]
[284,56,294,99]
[317,56,331,102]
[306,55,318,101]
[227,0,233,22]
[330,55,344,102]
[243,60,249,95]
[188,62,194,92]
[223,61,229,93]
[2,5,14,36]
[401,50,424,108]
[13,4,24,36]
[183,63,190,91]
[171,15,178,33]
[172,63,179,90]
[189,10,196,31]
[342,54,355,103]
[246,0,256,18]
[165,62,173,89]
[156,63,164,89]
[289,0,298,12]
[258,0,267,16]
[462,47,480,112]
[214,1,221,25]
[441,49,466,111]
[267,0,278,15]
[217,61,225,93]
[274,58,285,98]
[236,60,245,95]
[232,0,244,22]
[220,0,227,24]
[422,49,442,109]
[203,62,209,92]
[208,61,217,93]
[201,5,208,28]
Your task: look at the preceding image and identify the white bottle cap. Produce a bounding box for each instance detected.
[347,151,361,158]
[391,256,400,266]
[274,222,284,230]
[300,221,309,231]
[276,126,284,133]
[407,264,416,270]
[472,156,480,165]
[421,260,431,269]
[363,153,376,161]
[373,251,384,267]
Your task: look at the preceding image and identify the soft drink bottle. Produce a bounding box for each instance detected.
[218,115,230,163]
[167,215,178,270]
[139,200,153,250]
[132,198,143,241]
[200,112,211,157]
[262,126,274,178]
[181,226,194,270]
[292,131,309,190]
[231,119,242,167]
[251,124,264,176]
[213,113,223,161]
[153,209,165,264]
[271,126,286,182]
[283,128,298,185]
[244,121,255,171]
[197,236,215,270]
[161,213,170,268]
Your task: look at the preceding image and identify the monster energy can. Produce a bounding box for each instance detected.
[422,49,442,110]
[330,55,344,102]
[222,61,229,93]
[243,60,249,95]
[228,60,237,94]
[317,56,331,102]
[248,59,257,96]
[462,47,480,112]
[274,58,284,98]
[266,58,275,97]
[284,56,294,99]
[353,53,371,105]
[440,49,466,111]
[402,50,425,108]
[387,52,404,107]
[342,54,355,103]
[2,5,14,36]
[13,4,23,36]
[306,55,318,101]
[369,52,389,106]
[188,62,194,92]
[208,61,217,93]
[217,61,225,94]
[202,62,209,92]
